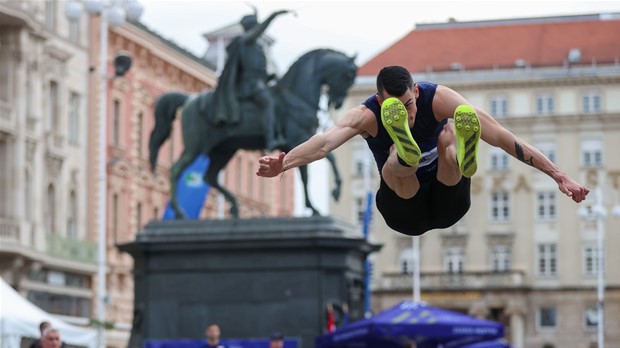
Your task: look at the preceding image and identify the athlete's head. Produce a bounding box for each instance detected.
[376,66,418,123]
[376,65,413,98]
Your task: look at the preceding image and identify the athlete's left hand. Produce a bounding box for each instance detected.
[558,176,589,203]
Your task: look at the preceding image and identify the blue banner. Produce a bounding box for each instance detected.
[163,155,211,220]
[144,338,299,348]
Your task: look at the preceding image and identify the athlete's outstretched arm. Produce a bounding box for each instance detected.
[474,106,589,203]
[433,85,589,203]
[256,107,372,178]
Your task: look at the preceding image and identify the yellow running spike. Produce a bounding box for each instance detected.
[381,98,420,166]
[454,105,481,178]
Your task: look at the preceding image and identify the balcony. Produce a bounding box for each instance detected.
[0,100,15,134]
[46,235,97,264]
[377,270,525,291]
[0,217,20,243]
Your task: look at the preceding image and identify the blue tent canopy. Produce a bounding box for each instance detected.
[316,301,503,348]
[458,339,512,348]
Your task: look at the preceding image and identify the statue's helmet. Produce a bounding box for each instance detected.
[240,14,258,31]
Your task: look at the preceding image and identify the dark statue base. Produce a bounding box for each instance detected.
[118,216,380,348]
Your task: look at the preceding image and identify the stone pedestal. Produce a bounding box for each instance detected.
[118,216,380,348]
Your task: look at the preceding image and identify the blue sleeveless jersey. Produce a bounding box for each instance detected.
[363,82,446,182]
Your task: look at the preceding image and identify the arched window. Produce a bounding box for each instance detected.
[67,190,77,239]
[45,184,56,234]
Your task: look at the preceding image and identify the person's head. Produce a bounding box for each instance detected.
[41,327,61,348]
[269,332,284,348]
[38,321,51,336]
[376,66,418,125]
[204,324,221,344]
[240,14,258,31]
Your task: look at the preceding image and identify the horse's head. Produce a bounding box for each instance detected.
[278,49,357,111]
[318,51,358,109]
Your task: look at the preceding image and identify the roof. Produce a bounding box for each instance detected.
[359,13,620,75]
[129,20,216,71]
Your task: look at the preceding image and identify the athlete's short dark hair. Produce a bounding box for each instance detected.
[376,66,414,97]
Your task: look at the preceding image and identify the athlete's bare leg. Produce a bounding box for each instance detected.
[436,123,462,186]
[382,147,420,199]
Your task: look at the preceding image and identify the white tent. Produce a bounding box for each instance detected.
[0,277,97,348]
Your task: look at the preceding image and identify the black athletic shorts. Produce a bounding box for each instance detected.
[375,176,471,236]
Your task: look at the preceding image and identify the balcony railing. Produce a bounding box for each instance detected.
[46,235,97,264]
[0,217,20,242]
[377,270,525,291]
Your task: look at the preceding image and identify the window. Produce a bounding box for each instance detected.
[136,112,143,157]
[112,194,119,244]
[69,18,80,43]
[536,192,556,221]
[582,92,601,114]
[538,307,557,329]
[538,244,557,276]
[24,170,32,219]
[68,93,79,144]
[581,139,603,167]
[247,160,254,197]
[535,142,556,164]
[112,99,121,146]
[169,129,175,164]
[153,207,159,220]
[489,147,509,171]
[400,248,414,274]
[583,246,601,276]
[67,191,77,239]
[355,197,365,224]
[136,202,142,231]
[536,94,554,115]
[584,307,599,328]
[236,156,243,191]
[490,95,508,117]
[491,192,510,221]
[45,0,56,30]
[45,184,56,234]
[491,245,511,272]
[0,139,8,217]
[49,81,59,132]
[444,247,464,273]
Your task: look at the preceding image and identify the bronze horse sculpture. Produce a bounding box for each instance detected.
[149,49,358,218]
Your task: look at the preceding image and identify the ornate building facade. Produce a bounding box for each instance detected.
[0,0,95,324]
[88,18,296,346]
[330,13,620,348]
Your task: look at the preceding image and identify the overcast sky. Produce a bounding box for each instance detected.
[137,0,620,216]
[139,0,620,72]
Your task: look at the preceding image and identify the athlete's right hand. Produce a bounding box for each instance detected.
[256,152,286,178]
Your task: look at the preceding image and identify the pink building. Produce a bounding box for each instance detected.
[87,19,295,346]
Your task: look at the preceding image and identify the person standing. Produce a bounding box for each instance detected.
[39,327,62,348]
[268,332,284,348]
[203,323,228,348]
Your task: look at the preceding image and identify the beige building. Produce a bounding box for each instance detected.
[330,14,620,348]
[0,0,96,325]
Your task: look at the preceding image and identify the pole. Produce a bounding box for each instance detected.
[412,236,420,302]
[596,186,605,348]
[97,12,109,348]
[362,147,372,316]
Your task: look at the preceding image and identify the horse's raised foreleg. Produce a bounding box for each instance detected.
[325,152,342,202]
[298,164,321,216]
[170,149,199,219]
[203,147,240,218]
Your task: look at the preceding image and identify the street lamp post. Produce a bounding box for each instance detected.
[578,178,620,348]
[65,1,143,347]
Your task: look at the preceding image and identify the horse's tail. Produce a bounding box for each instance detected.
[148,92,189,172]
